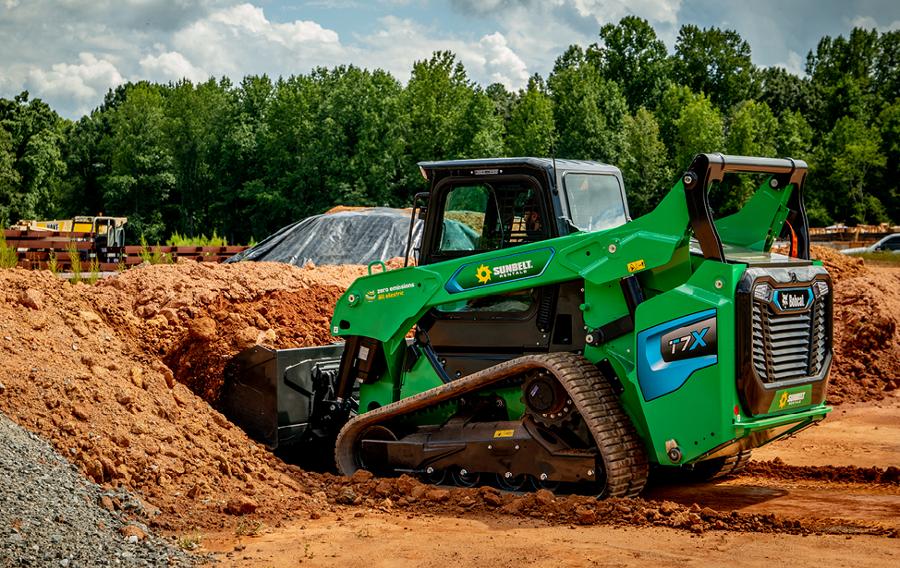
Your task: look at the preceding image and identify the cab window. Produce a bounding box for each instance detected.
[563,174,626,232]
[436,180,548,255]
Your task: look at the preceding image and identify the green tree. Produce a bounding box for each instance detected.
[592,16,670,111]
[726,100,778,158]
[775,110,814,159]
[99,82,175,242]
[873,99,900,221]
[874,30,900,104]
[0,126,22,225]
[620,107,672,217]
[548,45,628,162]
[722,100,779,210]
[400,51,503,191]
[756,66,817,118]
[655,84,695,159]
[164,78,234,237]
[505,75,556,157]
[210,74,274,243]
[485,82,515,125]
[806,28,879,131]
[672,25,755,112]
[813,116,887,224]
[59,114,108,220]
[0,92,69,223]
[259,65,408,235]
[672,92,725,169]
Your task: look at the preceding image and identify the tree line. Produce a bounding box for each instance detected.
[0,17,897,244]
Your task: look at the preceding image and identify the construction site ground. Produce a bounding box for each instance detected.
[0,247,897,566]
[204,396,900,567]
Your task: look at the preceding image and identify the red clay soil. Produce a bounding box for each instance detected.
[87,261,359,403]
[808,246,900,405]
[311,469,890,536]
[0,266,338,531]
[806,244,869,280]
[86,258,410,404]
[744,458,900,485]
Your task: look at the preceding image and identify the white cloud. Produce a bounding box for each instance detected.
[170,3,343,77]
[4,0,900,119]
[479,32,530,89]
[139,51,209,83]
[571,0,682,25]
[449,0,683,78]
[355,16,530,90]
[771,50,806,77]
[849,15,900,32]
[25,53,124,114]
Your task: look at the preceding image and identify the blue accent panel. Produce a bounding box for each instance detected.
[637,309,718,402]
[445,277,464,294]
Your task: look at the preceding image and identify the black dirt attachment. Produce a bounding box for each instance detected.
[335,352,649,498]
[221,343,350,450]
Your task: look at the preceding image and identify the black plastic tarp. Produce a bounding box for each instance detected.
[227,208,424,266]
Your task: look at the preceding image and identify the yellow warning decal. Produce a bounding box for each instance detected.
[493,429,515,438]
[627,259,646,272]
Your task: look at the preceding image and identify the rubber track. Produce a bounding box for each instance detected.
[335,352,649,498]
[712,449,753,479]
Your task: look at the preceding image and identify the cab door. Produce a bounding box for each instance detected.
[418,175,581,378]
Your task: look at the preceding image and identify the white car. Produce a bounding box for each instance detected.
[841,233,900,254]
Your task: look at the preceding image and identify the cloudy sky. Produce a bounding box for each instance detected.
[1,0,898,118]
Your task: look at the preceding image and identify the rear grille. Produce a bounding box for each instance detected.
[751,294,827,383]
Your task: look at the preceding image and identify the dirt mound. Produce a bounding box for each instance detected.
[0,268,330,531]
[744,459,900,485]
[826,265,900,404]
[808,244,868,280]
[87,261,365,403]
[790,246,900,404]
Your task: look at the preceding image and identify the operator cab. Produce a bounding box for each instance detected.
[413,158,628,378]
[416,158,629,265]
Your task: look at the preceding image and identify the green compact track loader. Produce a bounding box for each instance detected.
[223,153,832,496]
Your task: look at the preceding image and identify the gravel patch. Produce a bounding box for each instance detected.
[0,412,194,567]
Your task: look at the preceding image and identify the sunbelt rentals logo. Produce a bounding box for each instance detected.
[446,248,555,293]
[778,390,807,409]
[474,260,534,285]
[475,264,492,284]
[768,384,812,413]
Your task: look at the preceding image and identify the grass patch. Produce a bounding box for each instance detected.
[47,251,59,275]
[177,532,203,551]
[234,518,265,538]
[0,232,17,268]
[87,258,100,284]
[66,242,82,284]
[138,235,173,265]
[167,230,228,247]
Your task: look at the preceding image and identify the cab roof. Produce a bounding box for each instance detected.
[417,157,621,180]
